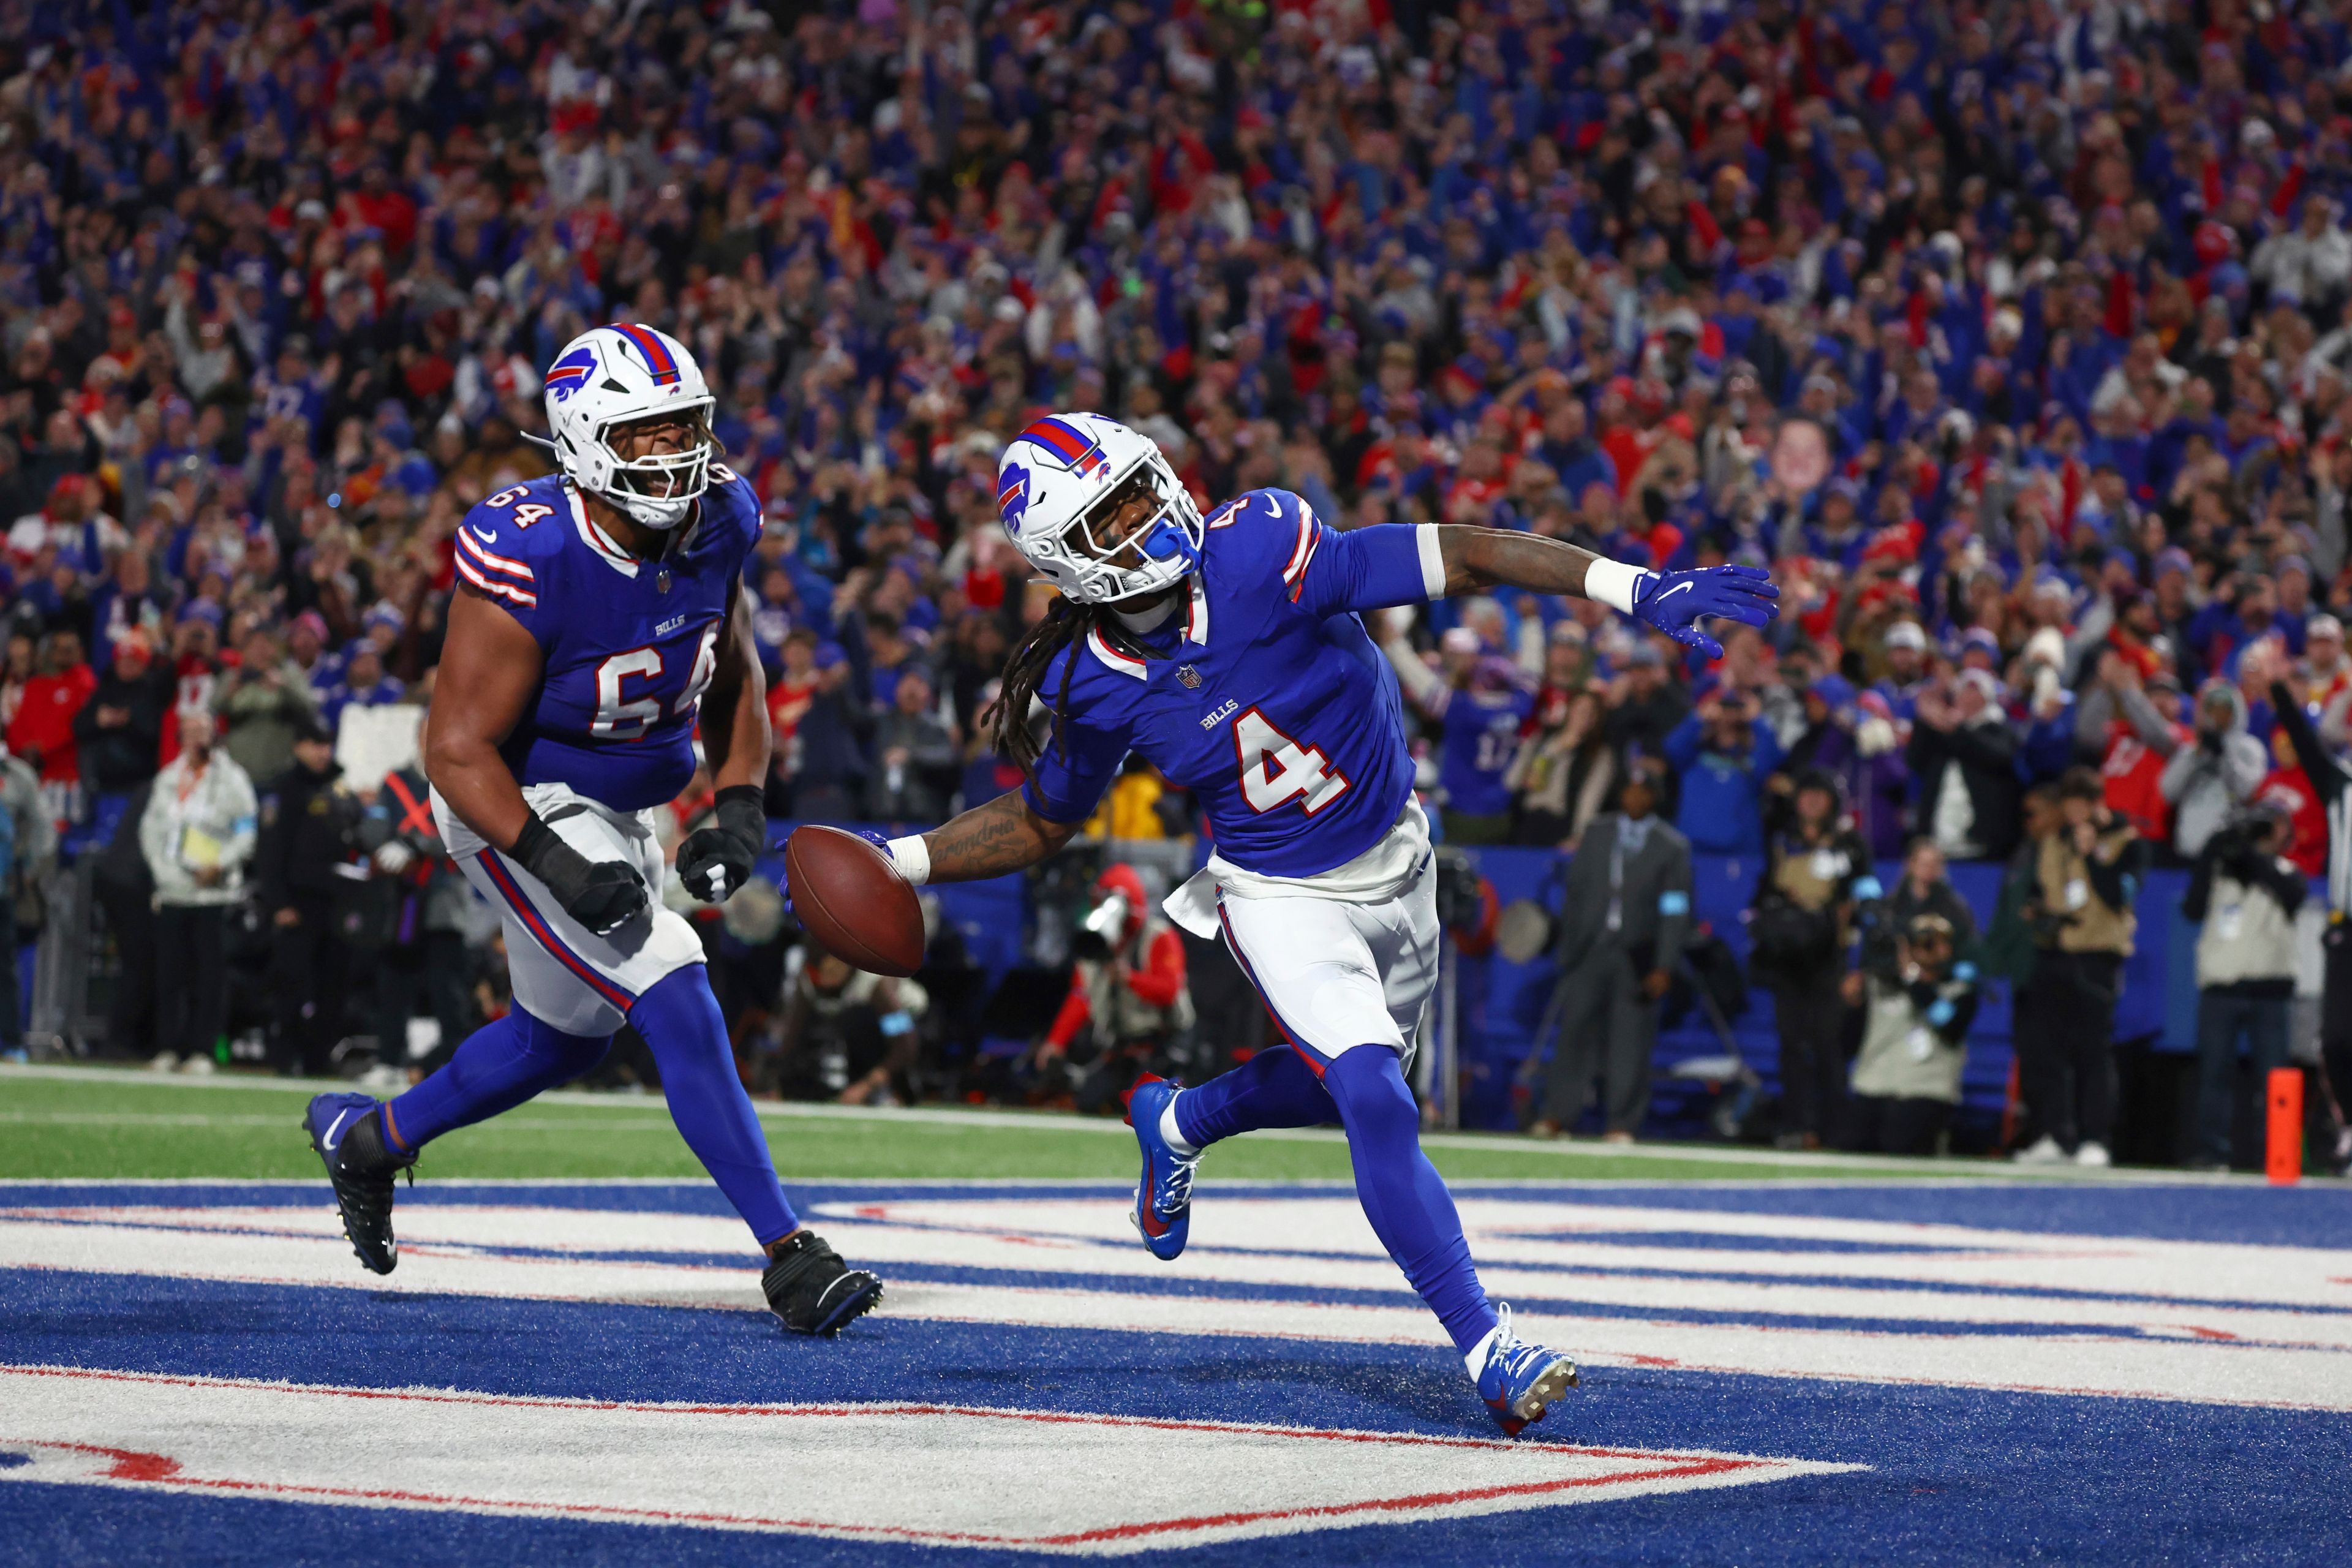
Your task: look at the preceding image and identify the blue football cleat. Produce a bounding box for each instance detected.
[1476,1305,1581,1436]
[304,1091,413,1275]
[1123,1074,1197,1261]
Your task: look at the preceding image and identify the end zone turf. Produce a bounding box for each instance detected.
[2,1066,2348,1564]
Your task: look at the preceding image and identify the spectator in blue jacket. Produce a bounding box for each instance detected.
[1664,687,1783,856]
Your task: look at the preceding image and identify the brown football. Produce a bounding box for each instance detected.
[784,826,925,978]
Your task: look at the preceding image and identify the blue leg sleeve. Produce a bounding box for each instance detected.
[1174,1046,1335,1149]
[382,1009,610,1154]
[1321,1046,1499,1358]
[627,967,800,1248]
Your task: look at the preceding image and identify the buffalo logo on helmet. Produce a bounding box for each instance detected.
[543,346,597,403]
[997,461,1031,533]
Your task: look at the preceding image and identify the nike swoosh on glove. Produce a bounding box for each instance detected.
[510,812,650,937]
[676,786,770,903]
[1631,564,1781,659]
[780,828,892,916]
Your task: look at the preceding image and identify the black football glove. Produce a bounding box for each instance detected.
[510,812,650,936]
[677,786,769,904]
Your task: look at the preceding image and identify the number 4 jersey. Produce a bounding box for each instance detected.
[1024,489,1444,880]
[453,469,759,813]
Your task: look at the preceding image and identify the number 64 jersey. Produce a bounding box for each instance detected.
[451,469,760,813]
[1025,489,1444,886]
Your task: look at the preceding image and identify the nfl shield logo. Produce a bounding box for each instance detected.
[1177,665,1202,689]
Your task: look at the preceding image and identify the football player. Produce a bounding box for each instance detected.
[848,413,1775,1433]
[303,323,881,1336]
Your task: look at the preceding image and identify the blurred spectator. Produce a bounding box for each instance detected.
[253,715,359,1077]
[1506,684,1615,850]
[355,738,471,1090]
[139,711,257,1074]
[2160,683,2267,861]
[2075,657,2187,847]
[1751,770,1874,1151]
[9,630,96,820]
[1909,669,2022,863]
[72,629,172,799]
[2183,802,2306,1172]
[865,668,957,827]
[1664,687,1780,856]
[1531,772,1691,1142]
[2013,769,2147,1168]
[214,630,318,788]
[1841,914,1980,1157]
[1389,624,1533,846]
[1782,675,1909,859]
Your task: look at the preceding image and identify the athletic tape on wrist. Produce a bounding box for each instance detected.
[1583,557,1649,615]
[886,834,932,886]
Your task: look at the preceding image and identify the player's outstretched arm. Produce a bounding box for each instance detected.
[881,788,1079,886]
[426,584,650,935]
[1431,525,1779,659]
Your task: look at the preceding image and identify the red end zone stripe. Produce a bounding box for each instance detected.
[477,850,635,1008]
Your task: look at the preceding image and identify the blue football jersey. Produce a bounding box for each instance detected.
[453,468,760,813]
[1023,490,1440,878]
[1437,686,1532,818]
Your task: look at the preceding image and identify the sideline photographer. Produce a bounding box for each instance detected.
[2015,767,2147,1167]
[1842,913,1981,1155]
[2183,801,2306,1170]
[1036,864,1194,1113]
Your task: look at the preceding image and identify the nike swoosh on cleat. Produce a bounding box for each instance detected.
[320,1109,352,1152]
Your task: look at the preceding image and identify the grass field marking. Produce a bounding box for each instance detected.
[0,1063,2290,1186]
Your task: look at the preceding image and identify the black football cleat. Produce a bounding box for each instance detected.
[762,1229,883,1335]
[304,1092,414,1275]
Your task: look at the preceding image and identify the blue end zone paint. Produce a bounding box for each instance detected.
[1,1267,2348,1567]
[10,1177,2351,1248]
[6,1180,2352,1566]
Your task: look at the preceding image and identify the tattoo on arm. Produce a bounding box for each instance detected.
[921,788,1077,882]
[1434,525,1598,599]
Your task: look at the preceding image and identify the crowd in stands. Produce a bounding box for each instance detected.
[3,1,2351,1168]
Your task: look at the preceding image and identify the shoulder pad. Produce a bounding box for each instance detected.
[1202,489,1322,597]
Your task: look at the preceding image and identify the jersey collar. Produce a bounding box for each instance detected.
[568,484,639,579]
[1085,625,1148,681]
[1183,573,1208,646]
[564,484,705,579]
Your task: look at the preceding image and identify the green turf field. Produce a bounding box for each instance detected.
[0,1063,2116,1185]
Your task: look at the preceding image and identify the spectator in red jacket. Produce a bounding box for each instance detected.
[2076,654,2189,847]
[7,629,96,789]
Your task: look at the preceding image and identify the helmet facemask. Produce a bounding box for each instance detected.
[595,403,717,529]
[1058,451,1202,604]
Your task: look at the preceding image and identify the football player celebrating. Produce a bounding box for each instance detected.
[854,413,1775,1433]
[303,323,881,1337]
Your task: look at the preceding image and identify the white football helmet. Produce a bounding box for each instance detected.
[538,323,715,529]
[995,413,1202,604]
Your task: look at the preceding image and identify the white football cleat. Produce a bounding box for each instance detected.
[2013,1135,2068,1166]
[2074,1141,2112,1169]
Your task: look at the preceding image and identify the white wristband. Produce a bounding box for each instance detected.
[1583,557,1651,615]
[885,834,932,887]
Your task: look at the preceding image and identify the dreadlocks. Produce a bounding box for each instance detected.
[985,593,1170,772]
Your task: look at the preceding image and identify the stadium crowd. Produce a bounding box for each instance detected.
[3,0,2351,1170]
